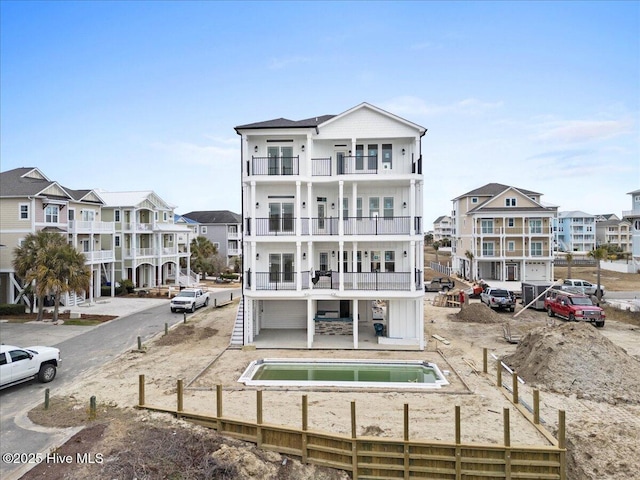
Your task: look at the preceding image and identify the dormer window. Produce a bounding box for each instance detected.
[506,198,517,207]
[471,197,478,204]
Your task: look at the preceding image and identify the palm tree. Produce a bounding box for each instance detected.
[13,232,65,321]
[51,245,90,321]
[565,252,574,279]
[190,237,217,276]
[588,246,608,304]
[433,241,441,265]
[465,250,475,281]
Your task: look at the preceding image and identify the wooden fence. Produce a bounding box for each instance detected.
[137,356,566,479]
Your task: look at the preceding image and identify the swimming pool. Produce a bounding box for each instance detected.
[238,358,450,389]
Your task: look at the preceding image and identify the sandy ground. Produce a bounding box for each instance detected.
[48,292,640,480]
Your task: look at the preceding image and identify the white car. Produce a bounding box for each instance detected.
[0,344,61,389]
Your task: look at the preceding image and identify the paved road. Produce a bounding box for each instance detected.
[0,288,240,479]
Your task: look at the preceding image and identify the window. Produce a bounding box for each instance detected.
[10,349,31,362]
[0,353,6,366]
[355,145,364,170]
[19,204,29,220]
[381,144,392,169]
[213,242,220,250]
[80,239,90,252]
[342,198,348,219]
[115,235,121,248]
[369,198,379,218]
[530,241,543,256]
[201,226,207,234]
[81,210,95,221]
[506,198,517,207]
[383,197,394,218]
[269,202,294,232]
[229,225,237,234]
[384,251,395,272]
[370,251,381,272]
[343,251,349,272]
[356,251,362,273]
[269,253,294,282]
[507,241,515,252]
[68,209,75,221]
[268,145,294,175]
[114,210,121,222]
[471,197,478,204]
[482,242,494,256]
[45,205,59,223]
[507,218,515,228]
[163,212,168,222]
[319,252,329,271]
[367,144,378,170]
[480,219,493,234]
[356,197,363,219]
[529,219,542,234]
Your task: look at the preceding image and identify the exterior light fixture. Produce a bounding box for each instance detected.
[255,202,259,208]
[403,202,407,208]
[364,251,368,256]
[403,251,407,257]
[331,203,335,209]
[302,201,306,208]
[302,252,306,260]
[254,146,258,153]
[256,253,259,260]
[402,148,406,155]
[332,251,335,257]
[301,145,305,152]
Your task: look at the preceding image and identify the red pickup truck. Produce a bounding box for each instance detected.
[544,289,605,327]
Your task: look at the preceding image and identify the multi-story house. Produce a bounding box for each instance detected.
[182,210,242,268]
[174,213,200,244]
[97,191,193,288]
[623,188,640,262]
[556,211,597,252]
[451,183,557,282]
[432,215,453,242]
[0,167,116,306]
[595,214,632,252]
[235,103,427,350]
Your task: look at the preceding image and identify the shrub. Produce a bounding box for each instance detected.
[120,279,135,294]
[0,303,27,315]
[220,273,239,280]
[101,286,123,296]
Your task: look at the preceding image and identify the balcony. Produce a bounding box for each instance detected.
[248,216,420,237]
[69,221,115,234]
[124,223,154,231]
[83,250,115,263]
[249,270,420,291]
[249,156,299,176]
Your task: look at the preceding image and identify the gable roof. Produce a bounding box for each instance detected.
[175,214,199,224]
[433,215,447,223]
[453,183,542,201]
[0,167,67,198]
[235,115,335,130]
[97,190,174,210]
[183,210,241,224]
[318,102,426,134]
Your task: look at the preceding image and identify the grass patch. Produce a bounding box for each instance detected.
[62,319,104,326]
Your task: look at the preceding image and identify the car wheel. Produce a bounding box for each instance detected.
[442,286,449,292]
[510,307,515,312]
[191,303,196,313]
[205,298,209,307]
[547,308,555,317]
[596,321,605,328]
[38,364,56,383]
[569,314,576,322]
[171,308,176,313]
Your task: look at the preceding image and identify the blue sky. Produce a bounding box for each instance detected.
[1,1,638,223]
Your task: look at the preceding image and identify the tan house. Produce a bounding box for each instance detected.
[451,183,558,283]
[0,167,116,306]
[595,214,632,253]
[432,215,453,242]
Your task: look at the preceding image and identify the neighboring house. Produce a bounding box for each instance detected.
[181,210,242,268]
[98,191,193,288]
[234,102,427,349]
[451,183,558,282]
[623,188,640,262]
[432,215,453,242]
[556,211,597,252]
[174,213,200,245]
[595,214,632,252]
[0,167,116,307]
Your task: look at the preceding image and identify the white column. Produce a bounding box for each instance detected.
[353,299,359,349]
[307,298,314,348]
[296,242,302,291]
[410,240,416,292]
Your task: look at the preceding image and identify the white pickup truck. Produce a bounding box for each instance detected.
[1,344,61,389]
[170,288,210,313]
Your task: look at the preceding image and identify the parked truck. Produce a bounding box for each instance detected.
[424,277,455,292]
[1,344,61,389]
[544,289,605,327]
[170,288,210,313]
[480,288,516,312]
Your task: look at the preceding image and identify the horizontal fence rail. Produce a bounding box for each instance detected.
[137,370,566,480]
[247,271,415,292]
[247,216,422,236]
[251,156,300,176]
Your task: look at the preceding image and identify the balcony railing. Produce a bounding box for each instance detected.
[69,221,115,233]
[83,250,115,263]
[250,156,299,176]
[477,226,551,235]
[249,216,421,236]
[248,270,416,291]
[124,223,154,231]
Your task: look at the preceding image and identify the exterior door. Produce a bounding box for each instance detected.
[317,199,327,233]
[507,264,517,281]
[336,150,347,174]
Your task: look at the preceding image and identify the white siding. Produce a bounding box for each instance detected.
[261,300,306,328]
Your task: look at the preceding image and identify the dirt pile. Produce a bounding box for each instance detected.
[503,323,640,404]
[451,303,503,324]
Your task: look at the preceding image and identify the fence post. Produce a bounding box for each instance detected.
[164,323,168,336]
[533,389,540,424]
[483,348,488,374]
[137,336,142,351]
[183,312,187,323]
[256,390,263,448]
[558,410,567,480]
[44,388,50,410]
[89,396,97,420]
[404,404,410,480]
[177,379,183,414]
[455,405,461,479]
[503,408,511,479]
[351,401,358,479]
[301,395,308,464]
[497,359,502,387]
[512,372,519,405]
[216,384,223,431]
[138,375,145,407]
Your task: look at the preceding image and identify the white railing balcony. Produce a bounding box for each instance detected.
[69,220,115,234]
[159,247,178,255]
[228,248,240,256]
[123,248,156,258]
[83,250,115,263]
[228,231,241,240]
[124,222,154,231]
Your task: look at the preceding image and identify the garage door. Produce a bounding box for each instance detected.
[261,300,306,328]
[525,262,546,281]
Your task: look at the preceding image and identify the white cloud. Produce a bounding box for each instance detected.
[534,119,634,144]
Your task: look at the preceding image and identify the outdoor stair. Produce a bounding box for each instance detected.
[229,298,244,347]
